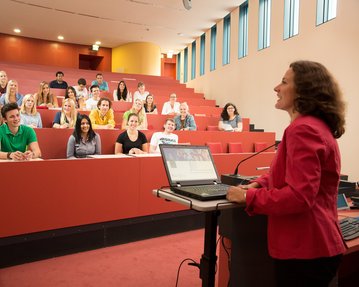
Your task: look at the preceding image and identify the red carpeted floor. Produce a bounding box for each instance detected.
[0,229,207,287]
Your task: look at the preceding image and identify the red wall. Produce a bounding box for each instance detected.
[0,33,112,71]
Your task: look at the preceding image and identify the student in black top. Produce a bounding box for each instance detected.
[115,113,148,154]
[49,71,68,89]
[143,94,158,114]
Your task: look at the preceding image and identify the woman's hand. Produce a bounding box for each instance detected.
[226,186,247,204]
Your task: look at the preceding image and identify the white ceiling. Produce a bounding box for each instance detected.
[1,0,245,54]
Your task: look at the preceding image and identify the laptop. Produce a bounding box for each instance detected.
[159,144,230,201]
[337,193,350,210]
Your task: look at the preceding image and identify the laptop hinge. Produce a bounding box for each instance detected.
[176,183,181,187]
[213,181,218,185]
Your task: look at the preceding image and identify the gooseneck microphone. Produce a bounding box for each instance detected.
[232,142,278,176]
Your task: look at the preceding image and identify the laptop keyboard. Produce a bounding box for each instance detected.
[179,184,230,195]
[339,217,359,241]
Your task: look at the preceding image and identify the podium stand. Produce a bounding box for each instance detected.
[219,174,276,286]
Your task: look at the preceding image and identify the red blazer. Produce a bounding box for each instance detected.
[246,115,346,259]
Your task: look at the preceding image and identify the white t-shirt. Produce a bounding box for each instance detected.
[74,85,88,99]
[85,97,99,110]
[133,91,149,102]
[150,132,178,153]
[161,101,180,115]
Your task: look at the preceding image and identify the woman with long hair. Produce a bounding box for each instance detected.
[66,114,101,158]
[121,98,148,130]
[144,94,158,114]
[227,61,346,286]
[218,102,243,132]
[0,80,23,108]
[20,94,42,128]
[34,81,58,108]
[113,80,132,102]
[52,98,77,128]
[65,86,81,109]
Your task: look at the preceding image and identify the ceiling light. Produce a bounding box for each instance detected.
[167,51,173,58]
[92,44,99,51]
[95,41,101,45]
[14,28,21,33]
[57,35,64,40]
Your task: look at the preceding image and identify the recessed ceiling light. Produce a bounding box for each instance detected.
[177,33,184,37]
[58,35,64,40]
[95,41,101,45]
[14,28,21,33]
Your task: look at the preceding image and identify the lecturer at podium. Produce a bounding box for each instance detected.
[227,61,346,287]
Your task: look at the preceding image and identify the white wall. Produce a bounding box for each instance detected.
[184,0,359,180]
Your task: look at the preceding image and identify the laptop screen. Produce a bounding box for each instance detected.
[337,193,350,210]
[160,145,220,185]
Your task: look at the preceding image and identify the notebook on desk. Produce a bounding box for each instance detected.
[159,144,230,201]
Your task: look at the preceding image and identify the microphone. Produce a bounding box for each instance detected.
[232,142,278,176]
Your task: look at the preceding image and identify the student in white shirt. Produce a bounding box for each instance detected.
[149,118,178,153]
[133,82,149,102]
[85,85,100,110]
[161,93,180,115]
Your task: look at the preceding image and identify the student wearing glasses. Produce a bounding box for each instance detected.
[218,103,243,132]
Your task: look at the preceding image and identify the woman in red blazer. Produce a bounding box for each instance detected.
[227,60,346,287]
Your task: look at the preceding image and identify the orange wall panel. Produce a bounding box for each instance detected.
[0,33,112,71]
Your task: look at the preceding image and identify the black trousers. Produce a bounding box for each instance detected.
[274,255,342,287]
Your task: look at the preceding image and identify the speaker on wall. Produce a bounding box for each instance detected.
[183,0,192,10]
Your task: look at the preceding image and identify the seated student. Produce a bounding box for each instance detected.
[0,103,41,160]
[115,113,148,155]
[174,102,197,131]
[218,102,243,132]
[89,97,115,129]
[144,94,158,114]
[49,71,68,89]
[20,94,42,128]
[91,73,109,92]
[34,81,58,108]
[133,82,149,102]
[53,98,77,129]
[85,85,100,110]
[113,80,132,102]
[74,78,89,100]
[0,80,23,108]
[161,93,180,115]
[66,114,101,159]
[0,70,8,95]
[149,118,178,153]
[122,98,147,130]
[65,86,82,109]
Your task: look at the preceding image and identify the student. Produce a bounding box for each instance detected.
[34,81,58,108]
[143,94,158,114]
[20,94,42,128]
[161,93,180,115]
[89,97,115,129]
[226,60,346,286]
[65,86,81,109]
[66,114,101,158]
[0,80,23,108]
[115,113,148,154]
[91,73,109,92]
[85,85,101,110]
[0,70,8,95]
[174,102,197,131]
[49,71,68,89]
[74,78,89,100]
[53,98,77,129]
[218,103,243,132]
[113,80,132,102]
[122,98,147,130]
[133,82,149,102]
[0,103,41,160]
[149,118,178,153]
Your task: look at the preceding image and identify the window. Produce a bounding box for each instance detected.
[258,0,271,50]
[316,0,337,25]
[176,53,181,81]
[210,25,217,71]
[222,14,231,65]
[200,34,205,76]
[191,41,196,80]
[284,0,299,39]
[238,1,249,58]
[183,47,188,83]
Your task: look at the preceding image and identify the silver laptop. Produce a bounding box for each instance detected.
[159,144,230,201]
